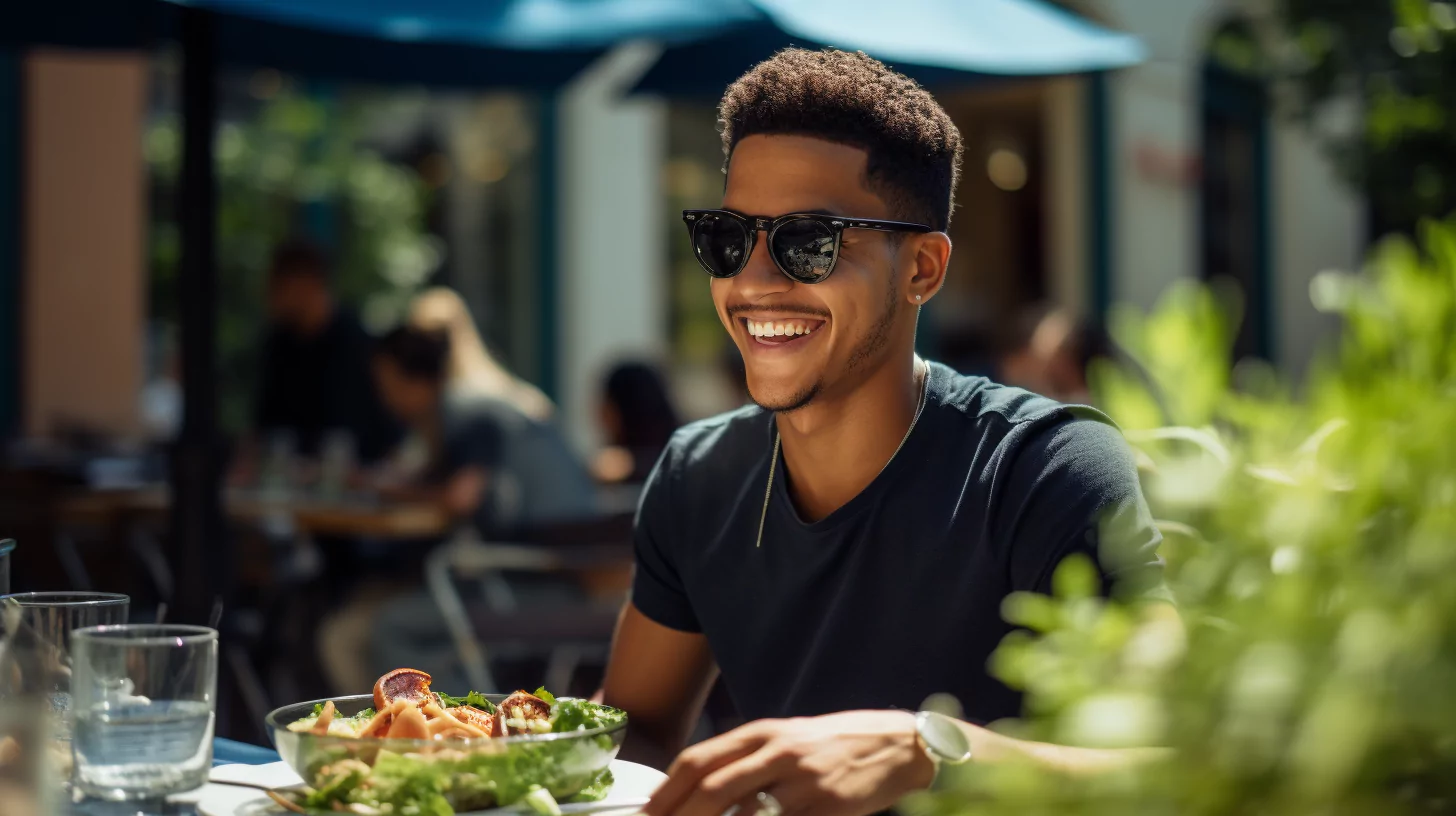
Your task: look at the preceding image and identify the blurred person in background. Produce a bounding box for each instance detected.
[592,362,682,486]
[243,240,402,474]
[998,305,1115,404]
[369,323,596,536]
[319,322,596,693]
[409,287,555,422]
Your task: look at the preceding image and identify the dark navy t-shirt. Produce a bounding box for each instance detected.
[630,363,1166,726]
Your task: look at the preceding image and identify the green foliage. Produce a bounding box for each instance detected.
[148,83,437,431]
[912,217,1456,815]
[1236,0,1456,231]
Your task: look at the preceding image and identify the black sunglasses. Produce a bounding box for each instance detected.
[683,209,933,284]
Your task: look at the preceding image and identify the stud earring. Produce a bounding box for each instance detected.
[914,295,922,302]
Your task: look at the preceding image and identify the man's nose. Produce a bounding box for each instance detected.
[731,232,793,301]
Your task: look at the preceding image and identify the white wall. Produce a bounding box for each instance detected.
[1089,0,1363,373]
[557,44,669,453]
[1096,0,1222,311]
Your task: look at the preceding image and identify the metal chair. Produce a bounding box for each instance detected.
[425,516,634,694]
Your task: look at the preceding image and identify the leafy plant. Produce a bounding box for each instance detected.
[147,80,438,432]
[912,216,1456,815]
[1222,0,1456,233]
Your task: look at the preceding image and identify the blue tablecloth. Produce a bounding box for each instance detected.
[214,737,280,766]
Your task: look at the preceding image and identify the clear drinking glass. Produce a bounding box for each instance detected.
[0,593,131,730]
[319,429,357,500]
[0,540,14,595]
[70,624,218,801]
[261,429,298,498]
[0,700,58,816]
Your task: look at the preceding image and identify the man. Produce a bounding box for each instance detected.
[600,49,1172,816]
[253,240,401,466]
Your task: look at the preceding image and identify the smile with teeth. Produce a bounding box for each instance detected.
[744,318,823,338]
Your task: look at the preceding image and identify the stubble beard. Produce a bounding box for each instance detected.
[747,275,902,414]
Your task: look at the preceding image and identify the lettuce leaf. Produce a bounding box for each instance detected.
[549,698,626,733]
[355,750,454,816]
[436,690,496,714]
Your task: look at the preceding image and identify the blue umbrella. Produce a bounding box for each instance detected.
[153,0,1141,90]
[630,0,1145,95]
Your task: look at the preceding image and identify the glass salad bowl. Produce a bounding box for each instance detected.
[265,693,627,813]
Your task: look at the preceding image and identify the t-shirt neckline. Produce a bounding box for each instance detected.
[768,364,942,534]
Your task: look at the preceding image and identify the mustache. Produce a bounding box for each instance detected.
[725,304,831,319]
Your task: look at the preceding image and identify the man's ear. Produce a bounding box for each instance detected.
[905,232,952,305]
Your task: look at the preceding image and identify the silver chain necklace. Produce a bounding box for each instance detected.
[755,358,931,548]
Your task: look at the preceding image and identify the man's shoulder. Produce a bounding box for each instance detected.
[928,363,1123,454]
[930,363,1073,424]
[651,404,771,488]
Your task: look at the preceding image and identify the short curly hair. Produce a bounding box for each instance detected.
[719,48,963,231]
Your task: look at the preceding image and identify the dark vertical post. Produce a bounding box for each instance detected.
[0,50,21,437]
[1087,72,1113,323]
[171,7,227,625]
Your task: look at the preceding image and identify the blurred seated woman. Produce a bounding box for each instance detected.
[320,321,598,696]
[383,288,596,533]
[592,361,682,485]
[410,287,554,421]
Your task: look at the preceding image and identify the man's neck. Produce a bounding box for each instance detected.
[774,354,924,523]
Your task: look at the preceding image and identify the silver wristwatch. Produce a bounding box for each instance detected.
[914,710,973,787]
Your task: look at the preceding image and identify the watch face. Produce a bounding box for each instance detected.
[919,711,973,764]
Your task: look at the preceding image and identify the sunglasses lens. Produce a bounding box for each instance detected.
[770,219,837,283]
[692,214,750,278]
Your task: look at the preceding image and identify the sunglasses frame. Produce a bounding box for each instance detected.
[683,209,934,284]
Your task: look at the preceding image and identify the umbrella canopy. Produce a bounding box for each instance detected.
[7,0,610,90]
[9,0,1142,92]
[167,0,761,49]
[631,0,1146,95]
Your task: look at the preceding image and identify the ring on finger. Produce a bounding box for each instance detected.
[753,790,783,816]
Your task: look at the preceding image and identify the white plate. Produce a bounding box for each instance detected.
[191,759,665,816]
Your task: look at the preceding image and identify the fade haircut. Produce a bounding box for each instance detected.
[718,48,963,231]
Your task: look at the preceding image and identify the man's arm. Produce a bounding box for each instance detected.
[601,602,718,770]
[379,466,489,520]
[642,698,1173,816]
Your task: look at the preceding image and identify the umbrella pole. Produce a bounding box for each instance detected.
[169,6,227,627]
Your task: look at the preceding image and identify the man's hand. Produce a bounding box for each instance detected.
[643,711,934,816]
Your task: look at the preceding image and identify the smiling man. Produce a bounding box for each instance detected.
[602,49,1170,816]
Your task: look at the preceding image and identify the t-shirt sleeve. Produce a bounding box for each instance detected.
[630,443,701,633]
[997,409,1171,603]
[446,413,505,474]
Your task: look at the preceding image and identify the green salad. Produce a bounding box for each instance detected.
[275,682,627,816]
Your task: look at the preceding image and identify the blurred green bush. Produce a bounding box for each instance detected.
[912,216,1456,815]
[147,83,436,433]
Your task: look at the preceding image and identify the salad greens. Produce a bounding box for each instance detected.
[284,690,627,815]
[435,691,496,714]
